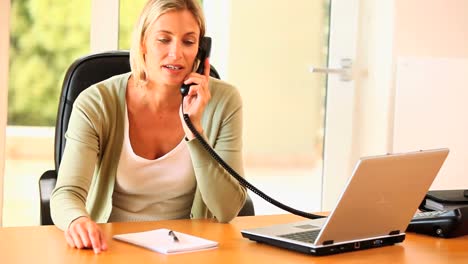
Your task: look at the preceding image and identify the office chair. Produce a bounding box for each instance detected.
[38,51,254,225]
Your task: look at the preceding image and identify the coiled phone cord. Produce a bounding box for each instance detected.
[181,100,325,220]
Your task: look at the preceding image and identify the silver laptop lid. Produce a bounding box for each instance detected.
[315,148,449,245]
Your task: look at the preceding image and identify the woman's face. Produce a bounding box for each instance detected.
[143,10,200,88]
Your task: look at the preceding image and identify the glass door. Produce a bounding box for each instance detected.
[204,0,358,214]
[321,0,359,210]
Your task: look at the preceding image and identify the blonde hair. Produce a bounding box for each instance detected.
[129,0,206,85]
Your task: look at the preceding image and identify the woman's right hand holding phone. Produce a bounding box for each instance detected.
[65,216,108,254]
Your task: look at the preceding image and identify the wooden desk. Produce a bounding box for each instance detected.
[1,214,467,264]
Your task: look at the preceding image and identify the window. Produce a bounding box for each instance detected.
[4,0,91,226]
[118,0,147,50]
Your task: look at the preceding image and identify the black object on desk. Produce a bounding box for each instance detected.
[409,190,468,238]
[421,189,468,211]
[407,206,468,238]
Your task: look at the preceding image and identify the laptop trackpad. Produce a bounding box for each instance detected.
[296,218,327,229]
[295,223,321,230]
[275,218,327,236]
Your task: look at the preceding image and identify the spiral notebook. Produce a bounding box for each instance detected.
[113,228,218,254]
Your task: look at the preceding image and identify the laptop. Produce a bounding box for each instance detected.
[241,148,449,256]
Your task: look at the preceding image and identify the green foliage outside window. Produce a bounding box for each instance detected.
[119,0,148,50]
[8,0,203,126]
[8,0,91,126]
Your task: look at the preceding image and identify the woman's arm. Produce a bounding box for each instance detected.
[187,82,247,222]
[50,91,101,231]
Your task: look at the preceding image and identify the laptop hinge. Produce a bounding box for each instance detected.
[323,240,334,245]
[389,230,400,235]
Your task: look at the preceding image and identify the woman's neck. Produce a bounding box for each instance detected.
[127,76,181,113]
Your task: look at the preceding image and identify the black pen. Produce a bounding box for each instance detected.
[168,230,179,243]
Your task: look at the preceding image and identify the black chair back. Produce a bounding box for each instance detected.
[55,52,131,170]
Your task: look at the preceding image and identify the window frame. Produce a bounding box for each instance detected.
[0,0,11,227]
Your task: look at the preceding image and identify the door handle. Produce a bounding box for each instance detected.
[309,58,353,82]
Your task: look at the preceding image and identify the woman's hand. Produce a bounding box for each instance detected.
[180,58,211,140]
[65,216,108,254]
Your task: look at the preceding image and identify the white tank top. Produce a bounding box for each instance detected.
[109,106,196,222]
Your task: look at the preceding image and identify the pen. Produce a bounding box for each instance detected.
[168,230,179,243]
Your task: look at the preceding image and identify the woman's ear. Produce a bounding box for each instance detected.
[141,42,146,54]
[192,58,200,72]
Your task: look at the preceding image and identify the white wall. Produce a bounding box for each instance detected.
[393,0,468,58]
[354,0,468,190]
[391,0,468,190]
[393,57,468,189]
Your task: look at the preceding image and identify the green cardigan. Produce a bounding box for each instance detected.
[50,72,247,230]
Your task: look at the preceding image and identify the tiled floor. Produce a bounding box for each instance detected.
[2,160,323,227]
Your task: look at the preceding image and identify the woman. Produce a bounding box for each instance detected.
[50,0,246,254]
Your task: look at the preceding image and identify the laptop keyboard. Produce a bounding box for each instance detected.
[278,229,320,243]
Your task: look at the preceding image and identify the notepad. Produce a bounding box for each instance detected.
[113,228,218,254]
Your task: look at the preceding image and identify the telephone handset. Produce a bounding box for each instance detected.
[180,36,212,97]
[180,37,324,220]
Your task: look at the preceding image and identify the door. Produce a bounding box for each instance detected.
[204,0,359,214]
[321,0,360,210]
